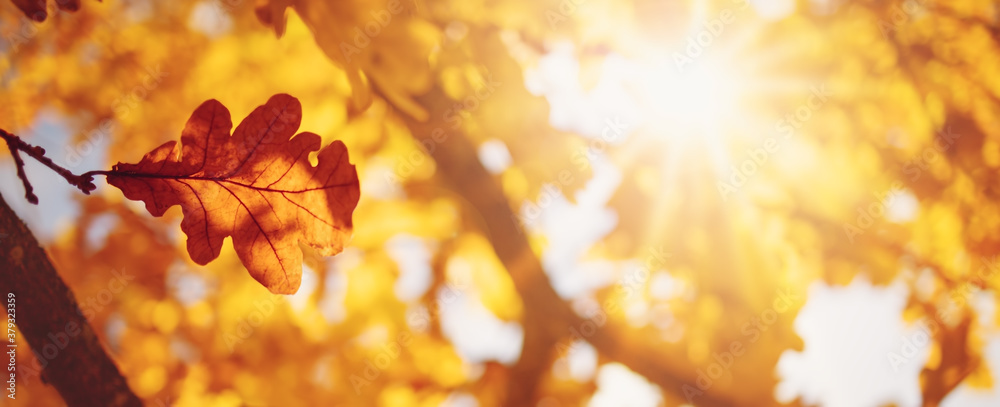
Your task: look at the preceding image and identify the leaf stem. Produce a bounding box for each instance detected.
[1,128,97,204]
[81,169,113,178]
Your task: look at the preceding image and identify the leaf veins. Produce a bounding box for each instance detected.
[106,94,360,294]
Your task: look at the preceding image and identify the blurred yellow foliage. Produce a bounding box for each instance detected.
[3,0,1000,406]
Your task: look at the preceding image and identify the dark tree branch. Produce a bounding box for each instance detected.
[0,191,141,406]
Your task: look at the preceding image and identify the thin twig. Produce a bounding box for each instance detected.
[1,128,97,204]
[4,134,37,204]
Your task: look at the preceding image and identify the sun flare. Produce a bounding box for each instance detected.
[638,58,746,137]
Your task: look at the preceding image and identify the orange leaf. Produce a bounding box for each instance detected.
[106,94,360,294]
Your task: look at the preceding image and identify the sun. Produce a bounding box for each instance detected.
[637,56,746,137]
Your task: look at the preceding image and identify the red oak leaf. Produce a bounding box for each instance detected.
[106,94,360,294]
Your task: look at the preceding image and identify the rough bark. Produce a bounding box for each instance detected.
[0,192,141,407]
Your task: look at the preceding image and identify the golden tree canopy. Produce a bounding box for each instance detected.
[2,0,1000,406]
